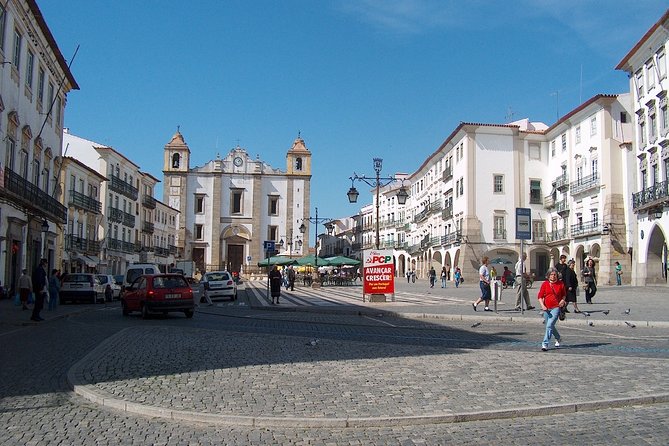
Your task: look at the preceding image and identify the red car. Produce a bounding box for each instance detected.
[121,274,194,319]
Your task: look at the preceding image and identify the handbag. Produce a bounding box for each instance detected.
[558,307,566,321]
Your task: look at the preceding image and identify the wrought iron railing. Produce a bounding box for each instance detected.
[65,235,101,254]
[154,246,170,256]
[570,221,602,238]
[556,199,569,214]
[546,228,570,242]
[109,174,138,200]
[106,237,137,253]
[632,180,669,211]
[2,167,67,223]
[570,172,600,195]
[142,220,155,233]
[142,194,157,209]
[553,174,569,190]
[493,229,507,240]
[69,190,102,213]
[442,207,453,220]
[442,166,453,181]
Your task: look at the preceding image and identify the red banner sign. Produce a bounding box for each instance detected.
[363,250,395,294]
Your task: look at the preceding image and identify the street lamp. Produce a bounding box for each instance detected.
[278,230,302,258]
[347,158,408,249]
[299,207,333,287]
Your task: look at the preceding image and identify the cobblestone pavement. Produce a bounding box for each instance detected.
[1,287,669,444]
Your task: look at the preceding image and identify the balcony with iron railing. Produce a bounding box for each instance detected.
[553,174,569,191]
[556,199,569,215]
[546,228,570,243]
[106,237,137,253]
[442,206,453,220]
[407,244,421,255]
[154,246,170,256]
[109,174,139,200]
[65,235,101,254]
[440,231,461,246]
[428,201,442,215]
[168,245,178,254]
[142,194,157,209]
[122,211,136,228]
[2,167,67,223]
[632,180,669,212]
[570,172,600,195]
[107,206,135,227]
[69,190,102,213]
[442,166,453,182]
[142,220,155,234]
[413,207,429,223]
[570,220,603,238]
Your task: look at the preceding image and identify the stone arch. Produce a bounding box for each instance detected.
[646,224,668,284]
[574,245,586,270]
[397,253,407,277]
[171,153,180,168]
[221,224,251,241]
[432,250,442,267]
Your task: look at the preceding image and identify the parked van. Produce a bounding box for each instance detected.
[123,263,161,290]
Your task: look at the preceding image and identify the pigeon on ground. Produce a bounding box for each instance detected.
[623,308,631,315]
[471,322,481,328]
[603,310,610,315]
[583,312,591,317]
[306,338,320,346]
[625,321,636,328]
[588,320,594,326]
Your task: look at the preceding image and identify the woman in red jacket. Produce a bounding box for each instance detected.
[537,267,566,351]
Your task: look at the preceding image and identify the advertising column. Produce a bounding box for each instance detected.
[363,249,395,302]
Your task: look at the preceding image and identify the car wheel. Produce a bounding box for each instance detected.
[141,303,149,319]
[184,309,194,318]
[121,300,130,316]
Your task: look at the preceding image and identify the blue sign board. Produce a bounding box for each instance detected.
[263,241,276,252]
[515,208,532,240]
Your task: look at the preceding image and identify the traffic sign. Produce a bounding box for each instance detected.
[515,208,532,240]
[263,241,276,252]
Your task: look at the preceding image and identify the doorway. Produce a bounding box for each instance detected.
[227,244,244,275]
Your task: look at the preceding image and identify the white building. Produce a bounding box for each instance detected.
[58,156,106,273]
[162,131,312,274]
[63,130,169,274]
[616,9,669,285]
[339,94,633,284]
[0,1,78,291]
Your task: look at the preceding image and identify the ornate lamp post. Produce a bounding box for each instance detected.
[299,207,334,287]
[278,230,303,258]
[347,158,408,249]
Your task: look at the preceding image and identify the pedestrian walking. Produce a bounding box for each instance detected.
[472,256,492,311]
[446,264,451,281]
[287,265,296,291]
[31,259,48,322]
[555,254,568,281]
[429,266,436,288]
[406,270,411,283]
[563,259,581,313]
[514,253,534,310]
[269,265,282,304]
[537,267,566,351]
[581,258,597,304]
[48,269,60,311]
[614,261,622,286]
[440,266,448,288]
[454,267,462,288]
[18,269,32,310]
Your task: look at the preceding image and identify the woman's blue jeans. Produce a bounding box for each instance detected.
[441,277,447,287]
[542,307,561,345]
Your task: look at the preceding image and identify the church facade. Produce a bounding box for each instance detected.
[162,131,312,274]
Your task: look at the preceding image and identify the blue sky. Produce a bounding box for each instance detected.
[39,0,667,221]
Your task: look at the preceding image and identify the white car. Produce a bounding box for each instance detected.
[200,271,237,301]
[97,274,121,300]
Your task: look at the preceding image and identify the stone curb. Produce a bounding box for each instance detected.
[67,327,669,428]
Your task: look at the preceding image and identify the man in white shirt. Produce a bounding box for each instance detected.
[472,256,492,311]
[514,253,534,311]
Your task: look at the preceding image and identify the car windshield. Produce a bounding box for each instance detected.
[97,275,109,284]
[152,276,188,289]
[113,275,124,285]
[205,272,230,281]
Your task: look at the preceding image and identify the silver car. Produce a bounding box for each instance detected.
[97,274,121,300]
[199,271,237,301]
